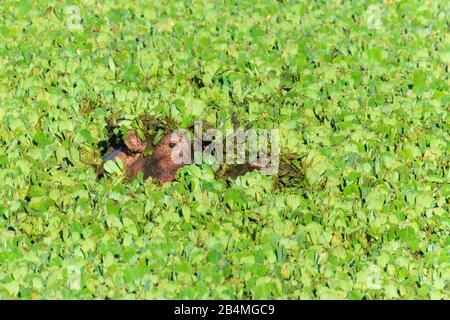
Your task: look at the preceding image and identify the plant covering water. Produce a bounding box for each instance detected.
[0,0,448,299]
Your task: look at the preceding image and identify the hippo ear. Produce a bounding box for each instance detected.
[124,131,147,153]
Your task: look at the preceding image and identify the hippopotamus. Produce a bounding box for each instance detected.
[103,130,191,185]
[101,124,276,185]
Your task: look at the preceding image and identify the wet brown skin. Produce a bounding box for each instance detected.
[106,131,191,185]
[107,131,148,178]
[142,132,191,185]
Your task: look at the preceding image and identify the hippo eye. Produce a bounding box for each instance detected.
[168,142,176,148]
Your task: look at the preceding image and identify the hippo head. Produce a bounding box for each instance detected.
[144,131,192,184]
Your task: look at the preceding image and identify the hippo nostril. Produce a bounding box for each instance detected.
[178,151,183,157]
